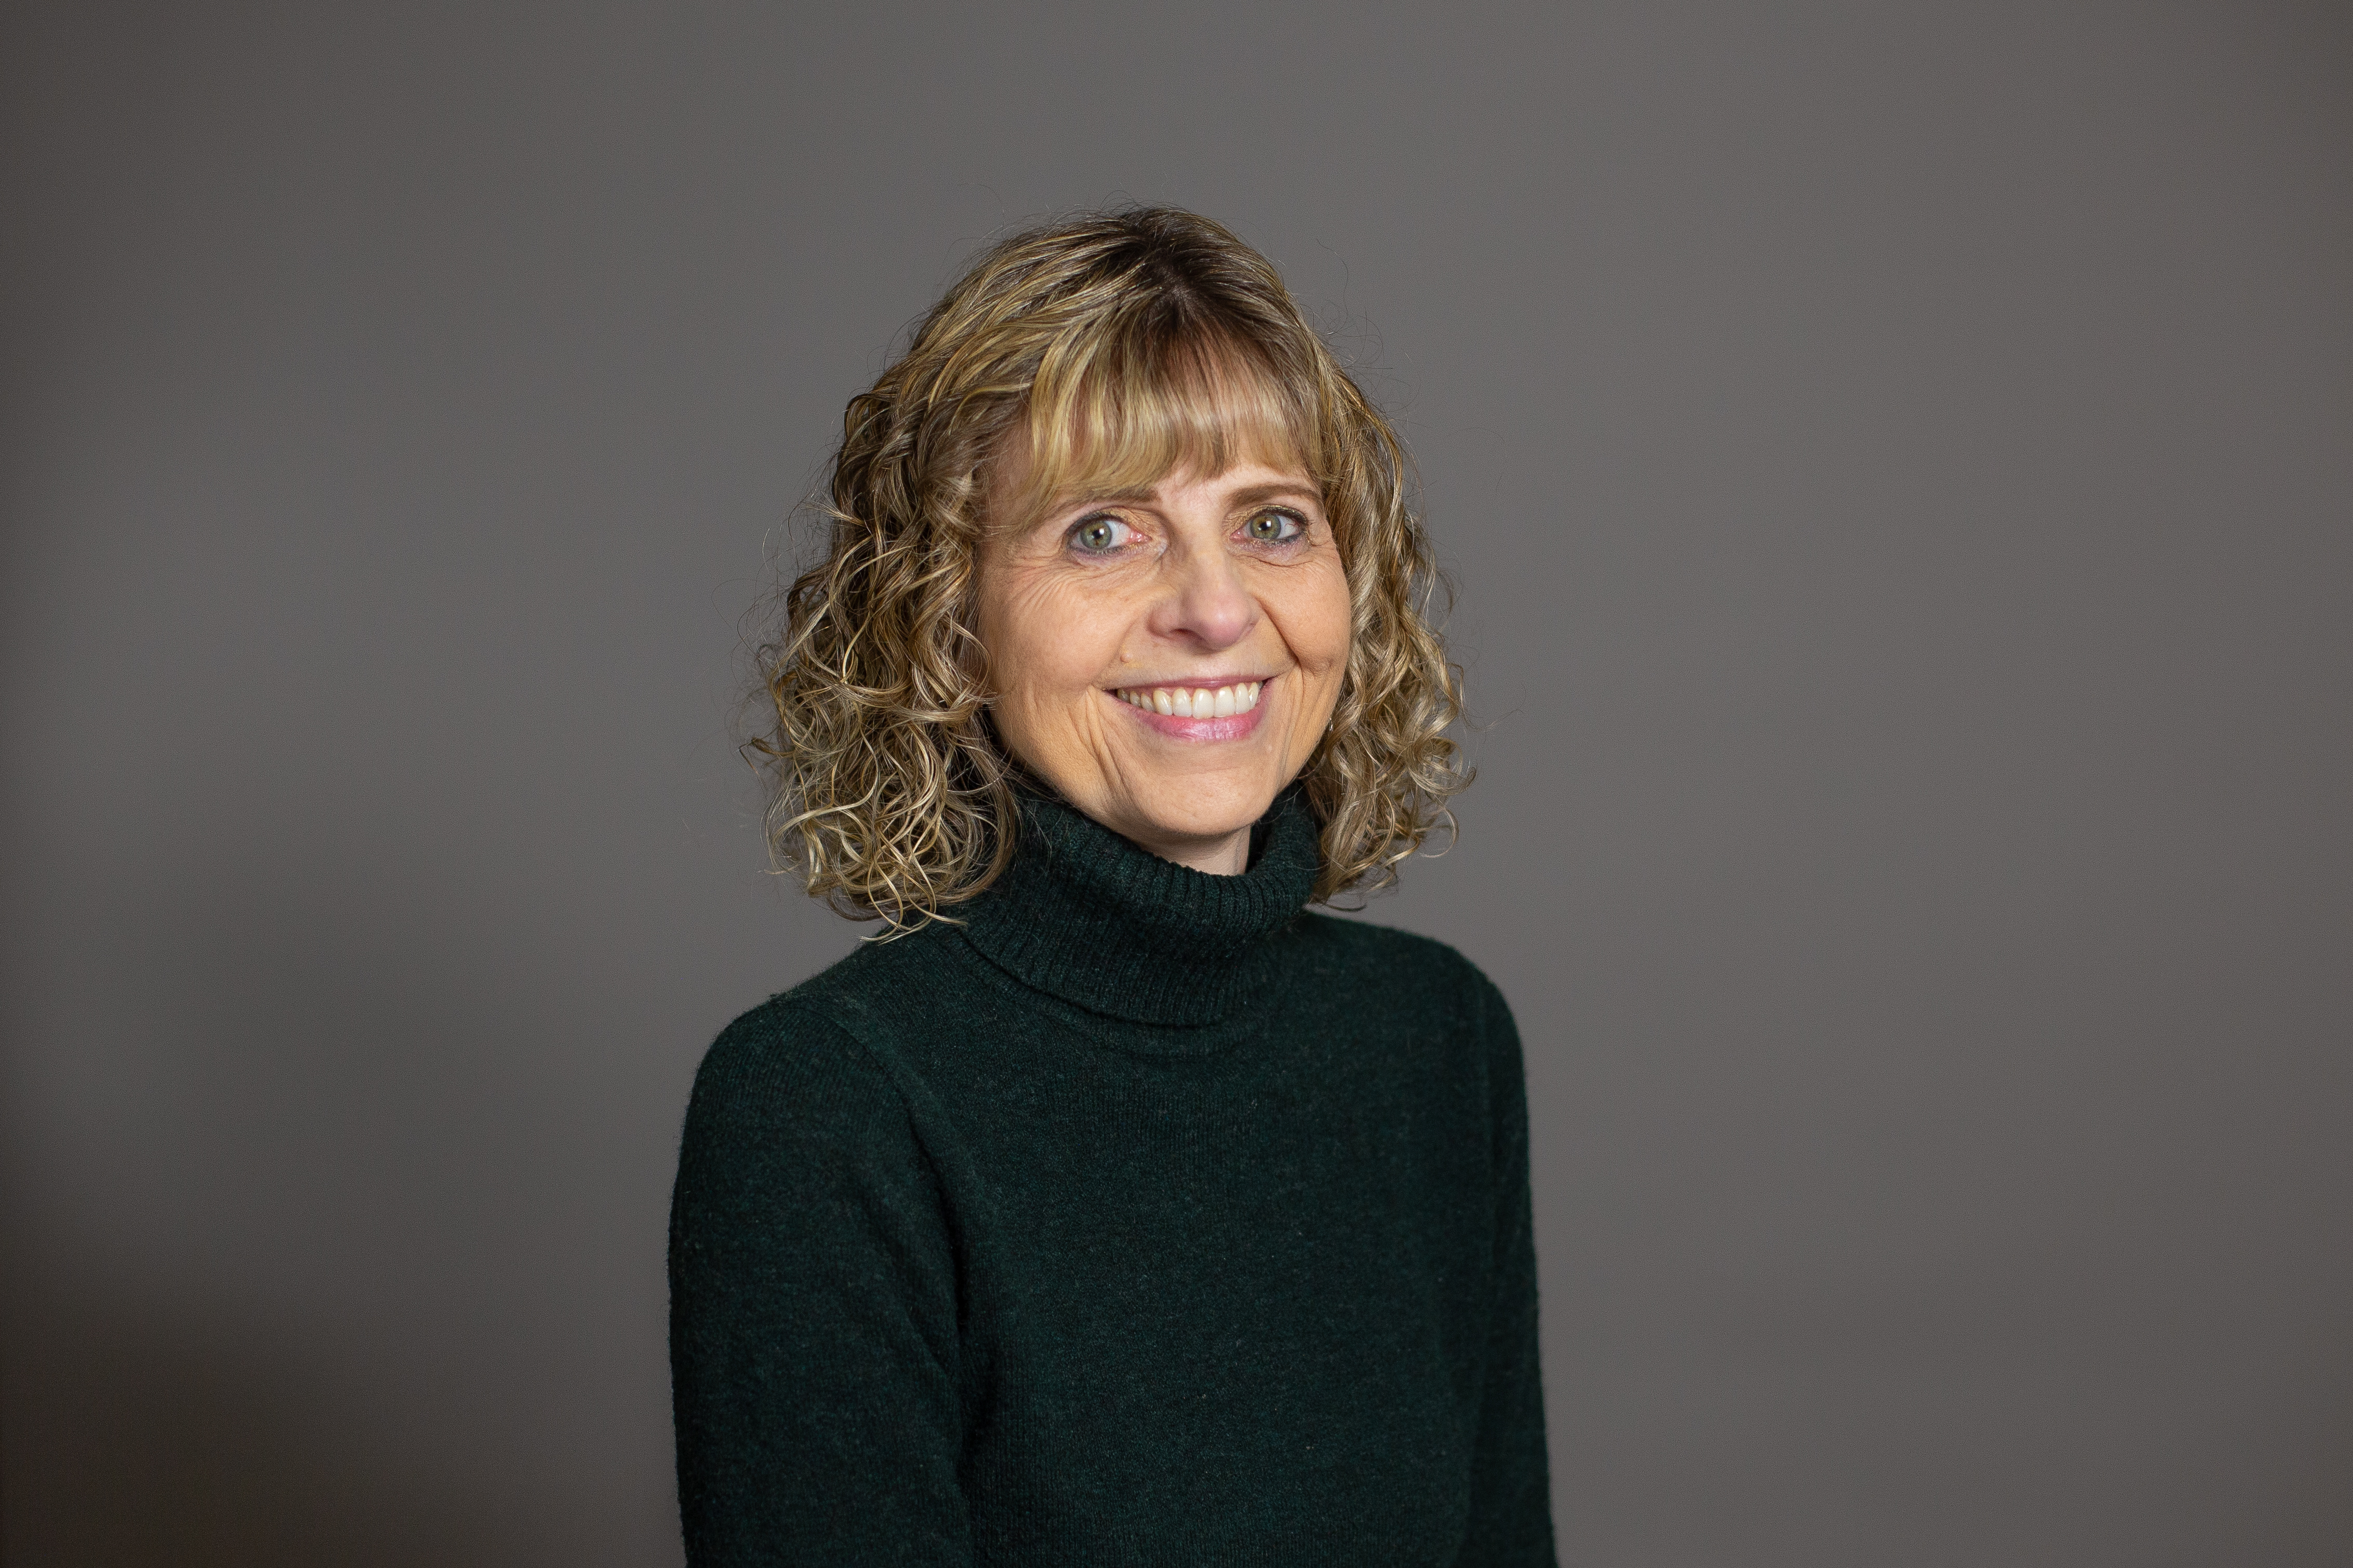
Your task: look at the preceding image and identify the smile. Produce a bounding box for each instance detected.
[1113,680,1264,718]
[1108,678,1271,741]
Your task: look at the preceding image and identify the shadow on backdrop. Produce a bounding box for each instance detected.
[9,1267,528,1567]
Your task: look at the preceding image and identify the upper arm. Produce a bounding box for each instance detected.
[1456,970,1558,1566]
[669,1004,974,1566]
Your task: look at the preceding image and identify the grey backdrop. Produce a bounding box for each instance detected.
[4,4,2348,1564]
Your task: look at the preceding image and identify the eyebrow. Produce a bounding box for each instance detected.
[1223,481,1323,507]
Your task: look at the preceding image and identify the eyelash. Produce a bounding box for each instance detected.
[1067,514,1135,555]
[1063,507,1309,556]
[1240,507,1308,545]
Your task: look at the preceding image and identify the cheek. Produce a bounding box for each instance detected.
[978,571,1121,707]
[1279,560,1355,677]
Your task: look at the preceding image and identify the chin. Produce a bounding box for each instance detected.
[1119,778,1283,847]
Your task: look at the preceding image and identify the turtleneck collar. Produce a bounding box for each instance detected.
[957,790,1322,1028]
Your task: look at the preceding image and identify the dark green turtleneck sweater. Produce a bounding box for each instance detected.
[669,795,1554,1565]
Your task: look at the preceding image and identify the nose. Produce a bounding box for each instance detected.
[1147,545,1258,651]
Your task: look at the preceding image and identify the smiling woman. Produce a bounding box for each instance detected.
[977,457,1352,873]
[670,209,1556,1565]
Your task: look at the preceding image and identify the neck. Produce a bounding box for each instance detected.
[1145,825,1252,877]
[958,790,1321,1028]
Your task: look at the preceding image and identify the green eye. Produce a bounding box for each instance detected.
[1070,515,1131,554]
[1245,509,1302,543]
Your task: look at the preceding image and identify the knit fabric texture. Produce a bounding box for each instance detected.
[669,792,1556,1566]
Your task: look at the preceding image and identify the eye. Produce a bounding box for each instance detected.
[1241,507,1307,544]
[1068,514,1134,555]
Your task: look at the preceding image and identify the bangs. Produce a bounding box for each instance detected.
[1000,325,1320,528]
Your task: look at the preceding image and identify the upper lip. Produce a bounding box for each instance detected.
[1107,673,1277,690]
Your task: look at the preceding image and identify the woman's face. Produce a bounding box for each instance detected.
[976,451,1352,875]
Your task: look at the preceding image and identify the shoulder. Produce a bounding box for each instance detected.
[674,970,973,1286]
[1290,913,1525,1114]
[1291,912,1512,1025]
[692,989,864,1104]
[694,924,953,1094]
[683,919,972,1143]
[683,988,896,1166]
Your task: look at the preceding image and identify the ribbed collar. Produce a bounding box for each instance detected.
[958,790,1321,1028]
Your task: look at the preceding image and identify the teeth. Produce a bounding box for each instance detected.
[1116,680,1265,718]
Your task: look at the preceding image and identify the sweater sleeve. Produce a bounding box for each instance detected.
[669,1002,974,1566]
[1455,976,1559,1567]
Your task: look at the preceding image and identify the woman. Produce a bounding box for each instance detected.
[671,208,1554,1565]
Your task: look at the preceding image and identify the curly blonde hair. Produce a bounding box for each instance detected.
[750,207,1467,926]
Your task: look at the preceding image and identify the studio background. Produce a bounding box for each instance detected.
[4,4,2347,1565]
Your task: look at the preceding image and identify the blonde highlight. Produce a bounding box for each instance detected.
[747,207,1469,929]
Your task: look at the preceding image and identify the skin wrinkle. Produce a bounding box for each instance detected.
[754,211,1469,926]
[977,445,1352,877]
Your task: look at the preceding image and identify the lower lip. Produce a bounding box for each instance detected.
[1112,689,1271,742]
